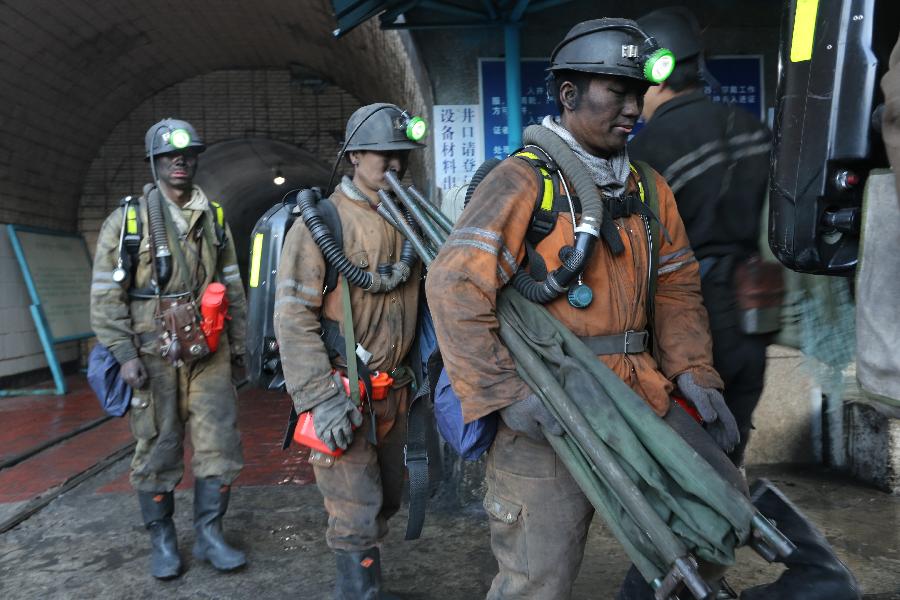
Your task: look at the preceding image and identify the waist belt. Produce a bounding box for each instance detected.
[580,330,649,355]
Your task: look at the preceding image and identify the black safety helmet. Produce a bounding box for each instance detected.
[144,118,206,159]
[637,7,704,62]
[549,18,675,85]
[637,7,719,90]
[343,103,427,153]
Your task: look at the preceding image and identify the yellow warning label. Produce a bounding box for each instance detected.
[790,0,819,63]
[249,233,264,288]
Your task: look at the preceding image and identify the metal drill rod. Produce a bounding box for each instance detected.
[374,204,406,235]
[383,171,447,247]
[407,184,454,234]
[376,190,435,266]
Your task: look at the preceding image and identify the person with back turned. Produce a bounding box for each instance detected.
[274,103,426,599]
[628,7,772,469]
[630,8,860,599]
[90,118,248,579]
[427,18,747,599]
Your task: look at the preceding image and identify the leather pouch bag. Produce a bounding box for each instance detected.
[156,296,210,366]
[733,254,785,335]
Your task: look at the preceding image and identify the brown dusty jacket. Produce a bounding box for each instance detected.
[90,186,247,365]
[426,154,722,424]
[882,31,900,202]
[273,187,421,433]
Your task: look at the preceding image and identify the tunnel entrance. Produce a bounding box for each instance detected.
[194,138,333,278]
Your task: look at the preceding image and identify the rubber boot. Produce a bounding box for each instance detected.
[740,479,860,600]
[192,478,247,571]
[333,547,401,600]
[615,565,656,600]
[136,491,182,580]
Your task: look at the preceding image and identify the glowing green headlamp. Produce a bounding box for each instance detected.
[406,116,428,142]
[644,48,676,84]
[169,128,192,150]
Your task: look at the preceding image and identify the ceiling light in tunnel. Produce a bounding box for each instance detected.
[273,170,285,186]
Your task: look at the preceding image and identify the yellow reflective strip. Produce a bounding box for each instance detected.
[515,151,540,160]
[126,207,138,234]
[249,233,264,288]
[539,168,554,211]
[790,0,819,63]
[629,164,645,203]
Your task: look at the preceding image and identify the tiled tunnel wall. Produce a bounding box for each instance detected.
[77,68,362,252]
[0,0,433,380]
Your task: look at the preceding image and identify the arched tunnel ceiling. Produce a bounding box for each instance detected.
[194,138,333,276]
[0,0,431,229]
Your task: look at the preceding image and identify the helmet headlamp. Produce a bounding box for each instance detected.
[644,48,676,83]
[404,116,428,142]
[168,128,192,150]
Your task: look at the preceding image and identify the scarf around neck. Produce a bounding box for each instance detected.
[541,115,630,198]
[340,176,373,205]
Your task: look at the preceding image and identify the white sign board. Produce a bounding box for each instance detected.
[432,105,484,191]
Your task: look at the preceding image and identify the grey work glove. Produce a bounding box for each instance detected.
[676,372,740,453]
[499,393,564,441]
[312,381,365,452]
[120,357,148,389]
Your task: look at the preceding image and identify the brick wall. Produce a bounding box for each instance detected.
[78,68,362,251]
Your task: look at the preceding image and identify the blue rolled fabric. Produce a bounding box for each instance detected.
[433,368,497,461]
[86,343,132,417]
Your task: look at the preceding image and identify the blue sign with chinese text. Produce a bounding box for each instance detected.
[479,59,558,160]
[479,55,764,160]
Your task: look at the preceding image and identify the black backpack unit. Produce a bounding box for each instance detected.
[246,193,342,392]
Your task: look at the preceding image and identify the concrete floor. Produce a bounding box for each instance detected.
[1,380,898,599]
[0,458,898,599]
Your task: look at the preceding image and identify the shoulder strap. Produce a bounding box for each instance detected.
[121,196,142,264]
[317,197,343,293]
[209,201,227,245]
[630,160,660,348]
[513,146,559,245]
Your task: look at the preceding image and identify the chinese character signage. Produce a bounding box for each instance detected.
[704,55,765,121]
[479,59,558,160]
[477,55,765,156]
[432,105,484,191]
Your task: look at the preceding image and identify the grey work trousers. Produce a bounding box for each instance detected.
[128,338,243,492]
[311,387,409,552]
[483,403,748,600]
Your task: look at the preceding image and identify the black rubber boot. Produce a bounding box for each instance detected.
[192,478,247,571]
[334,547,401,600]
[615,565,656,600]
[740,479,860,600]
[136,491,182,580]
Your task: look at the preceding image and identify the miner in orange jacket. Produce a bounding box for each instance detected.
[426,19,745,599]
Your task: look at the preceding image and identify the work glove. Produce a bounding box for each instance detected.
[676,372,740,453]
[499,393,564,441]
[120,357,148,389]
[312,381,364,452]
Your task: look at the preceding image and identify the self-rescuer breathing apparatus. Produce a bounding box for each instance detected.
[293,371,395,457]
[473,19,674,310]
[200,282,229,353]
